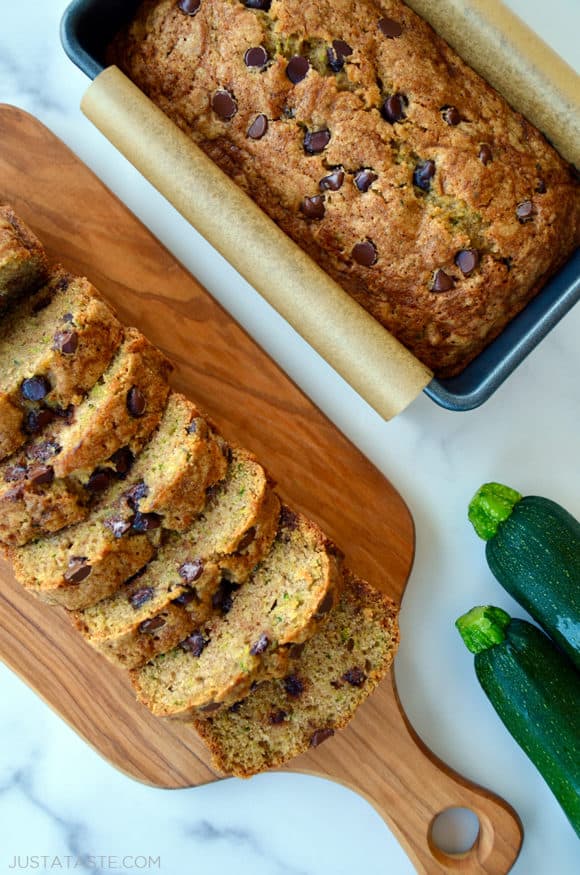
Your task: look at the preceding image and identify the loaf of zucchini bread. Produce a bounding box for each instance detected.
[109,0,580,377]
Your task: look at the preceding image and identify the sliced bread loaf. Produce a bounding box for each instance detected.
[193,573,399,777]
[72,449,280,669]
[131,508,343,718]
[0,267,123,461]
[0,205,49,312]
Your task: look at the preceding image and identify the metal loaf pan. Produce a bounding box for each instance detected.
[61,0,580,412]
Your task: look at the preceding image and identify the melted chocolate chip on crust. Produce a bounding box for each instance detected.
[441,105,461,125]
[286,55,310,84]
[455,249,479,276]
[244,46,268,68]
[431,269,455,293]
[300,196,325,219]
[247,114,268,139]
[212,90,237,119]
[378,17,403,38]
[319,170,344,191]
[177,0,201,14]
[382,93,406,123]
[479,144,493,165]
[304,129,331,155]
[413,160,435,191]
[354,169,378,192]
[352,240,378,267]
[516,200,535,222]
[242,0,271,9]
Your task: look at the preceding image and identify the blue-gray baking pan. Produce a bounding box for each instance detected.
[61,0,580,412]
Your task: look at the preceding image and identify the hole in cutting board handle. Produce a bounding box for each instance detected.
[428,807,481,865]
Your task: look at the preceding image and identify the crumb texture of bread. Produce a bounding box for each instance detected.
[194,572,399,777]
[0,267,123,461]
[130,508,343,717]
[110,0,580,376]
[0,205,49,311]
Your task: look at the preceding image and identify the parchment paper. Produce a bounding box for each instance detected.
[82,67,432,420]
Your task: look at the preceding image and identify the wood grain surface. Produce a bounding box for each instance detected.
[0,106,522,874]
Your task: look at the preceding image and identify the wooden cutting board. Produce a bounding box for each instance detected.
[0,106,522,874]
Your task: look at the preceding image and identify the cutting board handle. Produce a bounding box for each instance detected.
[296,676,522,874]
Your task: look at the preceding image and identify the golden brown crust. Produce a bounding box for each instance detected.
[111,0,580,376]
[194,571,399,776]
[0,205,49,310]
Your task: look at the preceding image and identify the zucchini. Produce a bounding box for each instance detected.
[469,483,580,671]
[456,606,580,837]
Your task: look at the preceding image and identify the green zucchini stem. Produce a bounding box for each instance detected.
[456,605,512,654]
[468,482,523,540]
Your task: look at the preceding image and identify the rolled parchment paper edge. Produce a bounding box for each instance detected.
[82,67,432,421]
[407,0,580,167]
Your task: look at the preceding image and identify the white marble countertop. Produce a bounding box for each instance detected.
[1,1,579,873]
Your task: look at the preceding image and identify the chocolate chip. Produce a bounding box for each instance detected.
[536,179,547,194]
[300,196,325,219]
[180,631,208,656]
[27,465,54,486]
[138,615,166,634]
[291,641,306,658]
[310,728,335,747]
[455,249,479,276]
[269,709,287,725]
[479,144,493,165]
[212,90,237,120]
[110,447,134,476]
[54,404,74,422]
[25,438,60,463]
[199,702,221,713]
[286,55,310,84]
[129,586,155,609]
[342,667,367,687]
[247,113,268,140]
[131,511,162,533]
[333,39,353,58]
[304,129,331,154]
[441,105,461,125]
[179,559,204,583]
[378,17,403,38]
[382,93,406,123]
[125,480,149,510]
[516,200,534,222]
[237,526,256,551]
[352,240,378,267]
[229,700,243,714]
[177,0,201,15]
[61,312,74,323]
[4,484,25,502]
[172,587,198,606]
[279,506,299,532]
[242,0,270,8]
[21,376,50,402]
[319,170,344,191]
[64,558,92,584]
[3,465,27,483]
[104,515,132,539]
[23,408,55,435]
[284,675,304,698]
[126,386,146,417]
[53,329,78,355]
[244,46,268,68]
[413,160,436,191]
[315,590,334,617]
[431,269,455,292]
[354,169,378,192]
[326,47,345,73]
[250,633,269,656]
[212,580,238,614]
[86,468,114,493]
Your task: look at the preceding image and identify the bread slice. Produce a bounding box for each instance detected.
[72,449,280,669]
[0,266,123,461]
[131,508,343,717]
[0,205,49,312]
[52,327,172,478]
[194,573,399,776]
